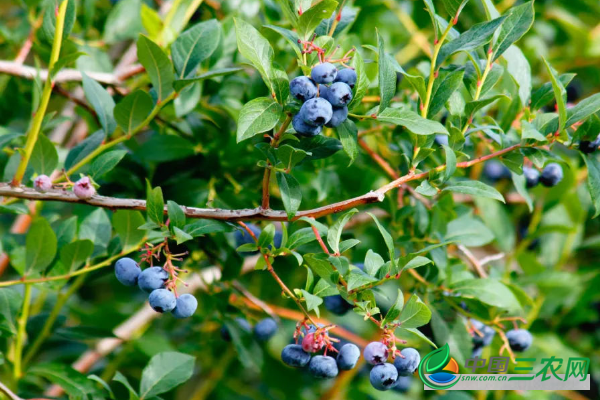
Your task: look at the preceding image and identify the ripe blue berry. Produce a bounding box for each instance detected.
[281,344,311,368]
[308,355,339,379]
[325,106,348,128]
[114,257,141,286]
[484,160,511,181]
[293,113,322,136]
[363,341,389,365]
[221,317,252,341]
[334,68,357,88]
[393,376,412,393]
[290,76,318,102]
[321,82,353,107]
[323,295,353,315]
[393,348,420,376]
[523,167,540,188]
[148,289,176,313]
[540,163,563,187]
[300,97,333,126]
[470,319,495,347]
[138,266,168,293]
[336,343,360,370]
[370,363,398,391]
[434,135,449,147]
[506,329,533,352]
[253,318,278,342]
[171,294,198,319]
[311,62,338,84]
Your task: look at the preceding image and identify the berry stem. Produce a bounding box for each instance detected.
[13,283,32,379]
[461,48,495,136]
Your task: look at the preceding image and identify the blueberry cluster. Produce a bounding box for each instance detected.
[290,63,356,136]
[114,257,197,318]
[363,342,420,391]
[523,163,563,188]
[221,317,279,343]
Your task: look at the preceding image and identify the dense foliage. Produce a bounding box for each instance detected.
[0,0,599,399]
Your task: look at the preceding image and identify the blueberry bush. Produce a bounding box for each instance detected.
[0,0,599,399]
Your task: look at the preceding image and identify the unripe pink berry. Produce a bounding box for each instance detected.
[73,176,95,199]
[33,175,52,192]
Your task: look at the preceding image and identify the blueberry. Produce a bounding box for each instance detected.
[337,343,360,370]
[311,62,338,84]
[483,160,511,182]
[114,257,141,286]
[309,355,339,379]
[281,344,311,368]
[34,175,52,192]
[363,341,389,365]
[323,295,353,315]
[434,135,449,147]
[393,348,420,376]
[148,289,176,313]
[523,167,540,188]
[506,329,533,352]
[579,139,599,154]
[393,376,412,393]
[253,318,278,342]
[334,68,357,88]
[290,76,318,102]
[470,319,495,347]
[273,229,283,248]
[293,113,322,136]
[73,176,95,199]
[220,317,252,341]
[471,345,483,358]
[300,97,333,126]
[539,163,563,187]
[370,363,398,391]
[138,266,169,293]
[321,82,353,107]
[171,294,198,319]
[325,106,348,128]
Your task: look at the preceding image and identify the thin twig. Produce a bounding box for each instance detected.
[458,244,489,278]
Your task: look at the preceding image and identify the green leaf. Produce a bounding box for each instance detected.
[437,15,507,65]
[29,363,99,399]
[583,154,600,218]
[275,145,309,170]
[337,119,358,164]
[146,185,165,225]
[173,227,193,245]
[276,172,302,219]
[139,352,195,400]
[173,68,244,91]
[301,289,323,314]
[30,134,58,175]
[347,271,378,291]
[442,0,469,20]
[64,130,105,171]
[258,224,276,249]
[415,180,439,196]
[493,2,535,60]
[167,201,186,230]
[446,213,494,246]
[402,256,433,271]
[378,107,448,135]
[367,212,396,271]
[541,57,567,132]
[41,0,76,43]
[377,32,396,113]
[444,180,504,202]
[264,25,302,59]
[297,0,338,39]
[451,278,521,310]
[443,145,456,182]
[233,18,274,92]
[103,0,143,44]
[26,218,57,275]
[382,289,404,326]
[428,69,465,117]
[511,172,533,212]
[304,253,338,288]
[465,94,508,118]
[60,240,93,272]
[81,72,116,134]
[184,220,234,237]
[113,371,140,400]
[237,97,282,143]
[364,249,385,277]
[0,288,22,337]
[398,294,431,329]
[530,73,575,110]
[113,210,146,251]
[327,209,359,255]
[50,51,85,78]
[137,35,175,102]
[114,90,154,135]
[171,19,221,79]
[402,327,437,348]
[348,50,369,110]
[521,120,547,142]
[566,93,600,128]
[90,150,128,179]
[80,209,112,257]
[503,45,532,105]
